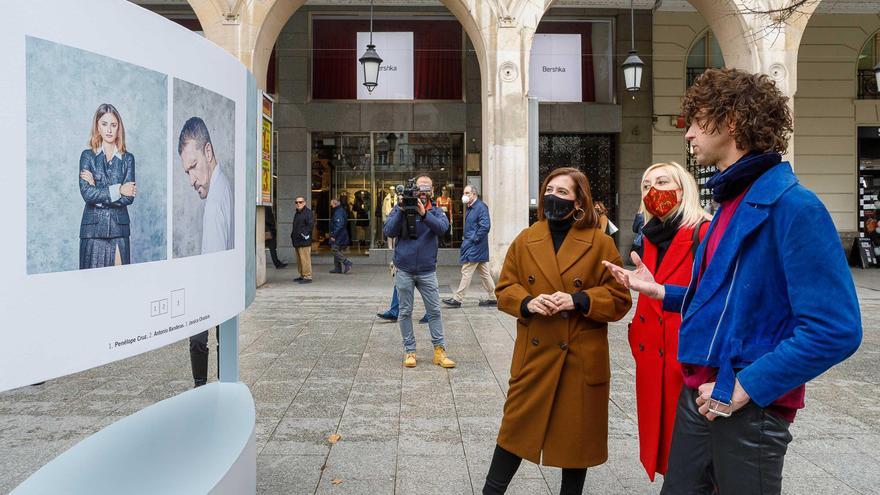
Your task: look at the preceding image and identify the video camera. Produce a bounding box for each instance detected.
[396,178,420,239]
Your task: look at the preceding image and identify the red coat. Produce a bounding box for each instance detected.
[628,222,708,480]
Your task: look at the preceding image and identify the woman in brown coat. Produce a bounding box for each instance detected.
[483,167,632,494]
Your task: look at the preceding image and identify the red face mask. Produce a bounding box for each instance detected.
[643,187,680,218]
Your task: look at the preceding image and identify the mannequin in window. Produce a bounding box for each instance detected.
[383,186,396,220]
[436,186,454,247]
[354,189,371,247]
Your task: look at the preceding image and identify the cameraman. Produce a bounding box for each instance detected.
[383,175,456,368]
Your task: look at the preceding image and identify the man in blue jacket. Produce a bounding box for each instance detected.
[384,175,456,368]
[443,184,496,308]
[329,198,352,274]
[604,68,861,493]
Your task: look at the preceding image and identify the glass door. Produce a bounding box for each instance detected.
[311,132,371,254]
[372,132,465,248]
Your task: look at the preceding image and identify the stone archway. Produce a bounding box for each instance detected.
[187,0,550,276]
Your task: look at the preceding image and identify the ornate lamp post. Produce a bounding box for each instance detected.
[359,0,382,93]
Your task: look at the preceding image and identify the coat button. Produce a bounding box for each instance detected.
[531,338,539,346]
[573,278,583,288]
[639,315,646,323]
[659,348,664,357]
[560,311,569,319]
[528,275,535,284]
[559,342,568,350]
[659,317,663,324]
[638,344,644,352]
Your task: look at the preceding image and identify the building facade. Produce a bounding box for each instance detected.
[135,0,880,285]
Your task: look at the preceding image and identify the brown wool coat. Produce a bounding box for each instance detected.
[495,221,632,468]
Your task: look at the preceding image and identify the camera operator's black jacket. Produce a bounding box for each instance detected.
[383,204,449,274]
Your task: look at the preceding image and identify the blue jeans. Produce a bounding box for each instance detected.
[385,286,427,321]
[389,286,399,316]
[396,270,445,352]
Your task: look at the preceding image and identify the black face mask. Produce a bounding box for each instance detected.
[543,194,575,221]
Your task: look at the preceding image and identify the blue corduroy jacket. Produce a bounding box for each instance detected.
[383,204,449,274]
[663,162,862,407]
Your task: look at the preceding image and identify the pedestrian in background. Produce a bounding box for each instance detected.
[443,184,496,308]
[291,196,313,283]
[594,201,618,236]
[631,210,645,259]
[329,198,352,274]
[265,206,287,269]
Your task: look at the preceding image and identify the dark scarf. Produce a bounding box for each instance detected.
[548,216,573,253]
[706,152,782,203]
[641,215,681,268]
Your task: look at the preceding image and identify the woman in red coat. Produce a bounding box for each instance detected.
[627,161,711,481]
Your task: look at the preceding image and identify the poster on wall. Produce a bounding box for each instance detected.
[529,34,582,102]
[356,32,414,100]
[0,0,251,392]
[260,93,273,205]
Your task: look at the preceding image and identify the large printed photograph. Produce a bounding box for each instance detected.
[26,36,168,274]
[172,78,236,258]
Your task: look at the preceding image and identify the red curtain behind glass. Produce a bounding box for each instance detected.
[535,22,595,102]
[312,19,462,100]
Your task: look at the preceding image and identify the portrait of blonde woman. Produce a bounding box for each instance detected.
[78,103,137,269]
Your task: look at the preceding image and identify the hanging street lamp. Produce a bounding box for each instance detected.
[359,0,382,93]
[622,0,645,92]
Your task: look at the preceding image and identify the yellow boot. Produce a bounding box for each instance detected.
[403,352,417,368]
[433,346,456,368]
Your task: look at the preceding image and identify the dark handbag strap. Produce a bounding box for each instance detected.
[691,220,709,259]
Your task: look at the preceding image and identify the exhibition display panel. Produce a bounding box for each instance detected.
[1,1,259,492]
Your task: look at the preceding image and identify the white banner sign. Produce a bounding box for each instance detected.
[0,0,250,391]
[356,32,414,100]
[529,34,582,102]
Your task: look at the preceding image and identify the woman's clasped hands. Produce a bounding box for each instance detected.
[527,292,575,316]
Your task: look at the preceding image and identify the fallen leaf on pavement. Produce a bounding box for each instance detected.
[331,479,343,485]
[328,434,342,444]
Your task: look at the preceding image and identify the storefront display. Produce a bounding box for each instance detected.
[311,131,467,252]
[858,126,880,255]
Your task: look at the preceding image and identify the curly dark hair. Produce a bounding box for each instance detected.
[682,68,793,154]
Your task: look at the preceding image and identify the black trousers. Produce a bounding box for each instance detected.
[483,444,587,495]
[189,326,219,388]
[660,388,792,495]
[266,237,284,267]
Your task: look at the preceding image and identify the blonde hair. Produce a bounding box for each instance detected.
[640,161,711,229]
[89,103,126,154]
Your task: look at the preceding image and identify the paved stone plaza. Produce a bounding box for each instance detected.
[1,264,879,494]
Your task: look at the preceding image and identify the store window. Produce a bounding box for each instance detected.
[311,132,467,253]
[858,33,879,99]
[858,127,880,253]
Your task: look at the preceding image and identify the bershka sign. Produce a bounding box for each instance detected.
[530,34,582,102]
[357,32,414,100]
